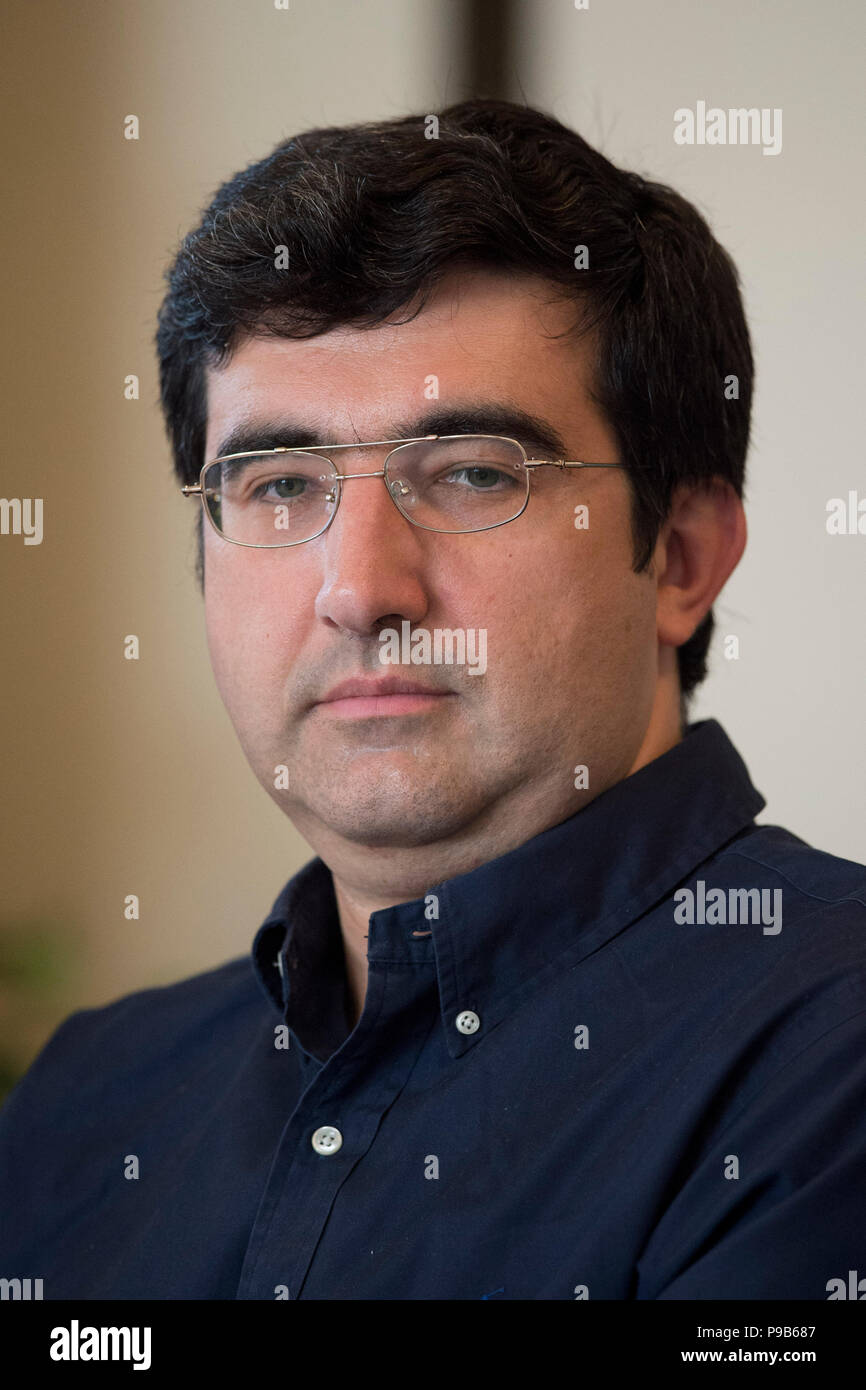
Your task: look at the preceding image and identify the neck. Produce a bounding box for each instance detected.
[329,667,684,1028]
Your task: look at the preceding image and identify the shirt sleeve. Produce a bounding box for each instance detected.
[0,1009,96,1266]
[636,1007,866,1299]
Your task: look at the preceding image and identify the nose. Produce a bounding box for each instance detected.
[312,456,431,637]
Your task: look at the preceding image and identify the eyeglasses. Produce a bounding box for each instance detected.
[181,433,627,548]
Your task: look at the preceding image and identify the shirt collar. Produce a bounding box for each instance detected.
[251,718,766,1061]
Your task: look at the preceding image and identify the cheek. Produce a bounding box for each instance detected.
[203,550,298,706]
[491,519,654,686]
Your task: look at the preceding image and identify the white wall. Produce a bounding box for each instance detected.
[512,0,865,861]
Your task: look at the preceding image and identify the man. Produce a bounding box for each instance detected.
[1,99,864,1301]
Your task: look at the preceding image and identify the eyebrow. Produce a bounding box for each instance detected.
[211,404,570,463]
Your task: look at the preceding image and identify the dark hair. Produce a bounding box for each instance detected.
[156,98,752,708]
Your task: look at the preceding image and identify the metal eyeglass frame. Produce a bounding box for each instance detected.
[181,433,628,547]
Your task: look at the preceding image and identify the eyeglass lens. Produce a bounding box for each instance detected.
[201,435,529,546]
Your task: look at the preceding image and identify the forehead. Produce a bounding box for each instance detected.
[203,268,597,457]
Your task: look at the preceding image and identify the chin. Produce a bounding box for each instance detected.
[300,774,487,848]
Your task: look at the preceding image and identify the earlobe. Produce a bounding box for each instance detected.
[655,480,747,648]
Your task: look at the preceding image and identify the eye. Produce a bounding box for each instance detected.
[253,475,308,501]
[442,465,518,490]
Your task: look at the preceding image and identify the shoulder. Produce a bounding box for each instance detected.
[616,821,866,1091]
[672,822,866,1079]
[0,954,268,1125]
[712,822,866,977]
[717,821,866,919]
[684,821,866,970]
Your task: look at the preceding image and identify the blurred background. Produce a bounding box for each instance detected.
[1,0,863,1096]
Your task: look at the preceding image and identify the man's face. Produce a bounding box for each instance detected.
[202,269,661,857]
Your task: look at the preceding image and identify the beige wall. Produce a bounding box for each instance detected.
[0,0,467,1078]
[2,0,863,1080]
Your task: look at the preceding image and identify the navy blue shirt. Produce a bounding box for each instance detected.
[2,719,865,1300]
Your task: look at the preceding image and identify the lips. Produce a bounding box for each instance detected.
[317,675,447,704]
[311,674,454,718]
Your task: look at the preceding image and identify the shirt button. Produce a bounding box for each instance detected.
[455,1009,480,1034]
[311,1125,343,1155]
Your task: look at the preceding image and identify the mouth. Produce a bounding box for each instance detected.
[311,677,455,719]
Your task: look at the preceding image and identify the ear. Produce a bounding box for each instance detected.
[653,480,747,649]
